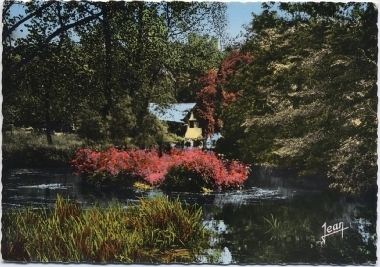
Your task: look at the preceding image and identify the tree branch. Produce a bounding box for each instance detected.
[3,1,56,40]
[358,48,377,66]
[3,12,102,81]
[3,1,15,15]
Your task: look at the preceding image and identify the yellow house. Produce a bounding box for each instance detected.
[148,103,220,149]
[149,103,202,147]
[184,111,202,139]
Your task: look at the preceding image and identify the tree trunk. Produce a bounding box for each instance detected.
[132,2,148,131]
[44,86,53,145]
[101,2,113,118]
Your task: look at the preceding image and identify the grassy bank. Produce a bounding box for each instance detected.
[2,195,211,263]
[2,133,83,168]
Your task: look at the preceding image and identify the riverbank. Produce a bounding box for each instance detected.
[2,133,83,168]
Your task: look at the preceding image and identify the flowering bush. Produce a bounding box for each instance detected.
[70,147,250,190]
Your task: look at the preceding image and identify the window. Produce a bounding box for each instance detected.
[189,121,194,128]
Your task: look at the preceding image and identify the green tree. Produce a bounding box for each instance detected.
[218,2,377,194]
[108,96,136,145]
[3,40,87,144]
[2,1,102,81]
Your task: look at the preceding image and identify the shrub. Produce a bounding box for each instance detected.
[2,195,210,263]
[162,166,208,192]
[70,147,250,190]
[77,111,107,143]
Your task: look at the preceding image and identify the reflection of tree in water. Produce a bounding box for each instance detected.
[212,192,376,264]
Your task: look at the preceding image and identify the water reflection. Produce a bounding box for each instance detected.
[209,193,376,264]
[2,167,376,264]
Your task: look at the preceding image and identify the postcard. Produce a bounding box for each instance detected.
[2,1,377,265]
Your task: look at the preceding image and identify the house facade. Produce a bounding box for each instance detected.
[148,103,219,149]
[183,110,202,140]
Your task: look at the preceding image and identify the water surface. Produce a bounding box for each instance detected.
[2,167,376,264]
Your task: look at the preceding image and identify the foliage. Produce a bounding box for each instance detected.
[163,166,212,192]
[133,114,183,149]
[217,2,377,195]
[327,137,377,195]
[70,147,249,191]
[76,103,180,149]
[133,181,154,191]
[2,194,211,263]
[194,50,252,137]
[169,34,222,102]
[108,96,137,144]
[77,112,106,143]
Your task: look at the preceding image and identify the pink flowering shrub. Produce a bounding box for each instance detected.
[70,147,249,190]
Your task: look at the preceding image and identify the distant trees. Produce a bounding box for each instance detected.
[217,2,377,195]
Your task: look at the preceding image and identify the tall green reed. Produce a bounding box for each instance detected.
[2,194,211,263]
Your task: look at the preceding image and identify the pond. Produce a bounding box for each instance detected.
[2,167,377,264]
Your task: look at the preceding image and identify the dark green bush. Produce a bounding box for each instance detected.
[77,114,106,142]
[161,166,210,192]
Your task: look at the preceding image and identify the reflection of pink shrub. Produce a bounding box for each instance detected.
[70,148,249,190]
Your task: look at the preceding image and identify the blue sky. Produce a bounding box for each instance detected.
[225,2,264,38]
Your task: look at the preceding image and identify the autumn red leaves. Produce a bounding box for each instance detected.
[70,147,249,191]
[193,50,252,137]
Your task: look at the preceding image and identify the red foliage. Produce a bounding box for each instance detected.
[194,50,252,137]
[221,91,241,107]
[193,70,218,137]
[70,147,250,190]
[219,50,253,84]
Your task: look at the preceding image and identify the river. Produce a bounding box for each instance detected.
[1,166,377,264]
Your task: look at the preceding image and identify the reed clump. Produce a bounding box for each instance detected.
[2,195,210,263]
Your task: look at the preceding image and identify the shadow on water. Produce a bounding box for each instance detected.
[2,167,377,264]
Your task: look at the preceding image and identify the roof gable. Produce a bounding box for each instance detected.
[148,103,196,123]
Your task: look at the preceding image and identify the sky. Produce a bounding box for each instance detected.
[8,1,266,42]
[225,2,264,38]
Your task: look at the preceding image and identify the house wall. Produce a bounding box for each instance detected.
[184,112,202,139]
[184,127,202,139]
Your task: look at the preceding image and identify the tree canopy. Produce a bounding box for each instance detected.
[3,0,227,146]
[216,2,377,195]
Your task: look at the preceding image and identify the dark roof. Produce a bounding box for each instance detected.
[148,103,196,123]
